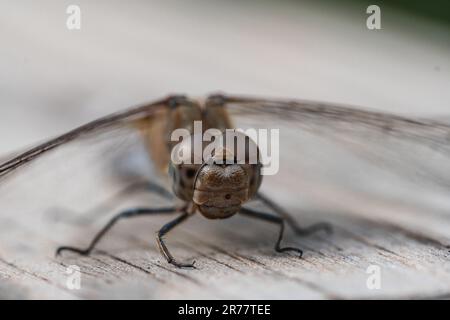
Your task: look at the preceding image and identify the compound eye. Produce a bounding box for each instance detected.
[180,165,200,190]
[185,168,197,179]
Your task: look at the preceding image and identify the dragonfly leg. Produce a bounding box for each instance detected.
[56,206,177,257]
[141,180,174,200]
[240,207,303,257]
[48,180,174,226]
[156,212,196,268]
[120,180,174,200]
[256,193,332,236]
[101,180,174,202]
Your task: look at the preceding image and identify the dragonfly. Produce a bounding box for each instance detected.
[1,93,450,268]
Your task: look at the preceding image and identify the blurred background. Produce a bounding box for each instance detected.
[1,0,449,155]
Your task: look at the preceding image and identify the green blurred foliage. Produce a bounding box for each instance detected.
[340,0,450,25]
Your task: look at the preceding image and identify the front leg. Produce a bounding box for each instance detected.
[156,211,196,268]
[56,206,177,256]
[240,207,303,257]
[256,193,332,235]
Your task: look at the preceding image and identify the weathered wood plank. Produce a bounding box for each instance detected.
[2,179,450,299]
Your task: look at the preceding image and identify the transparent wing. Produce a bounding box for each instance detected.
[0,98,170,178]
[219,94,450,238]
[220,94,450,149]
[0,98,177,259]
[220,94,450,185]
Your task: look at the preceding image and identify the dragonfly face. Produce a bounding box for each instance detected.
[193,161,250,219]
[168,132,263,219]
[194,158,263,219]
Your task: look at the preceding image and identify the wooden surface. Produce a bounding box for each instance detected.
[1,1,450,300]
[1,182,450,300]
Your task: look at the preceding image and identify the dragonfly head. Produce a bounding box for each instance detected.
[169,132,263,219]
[193,161,250,219]
[192,145,262,219]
